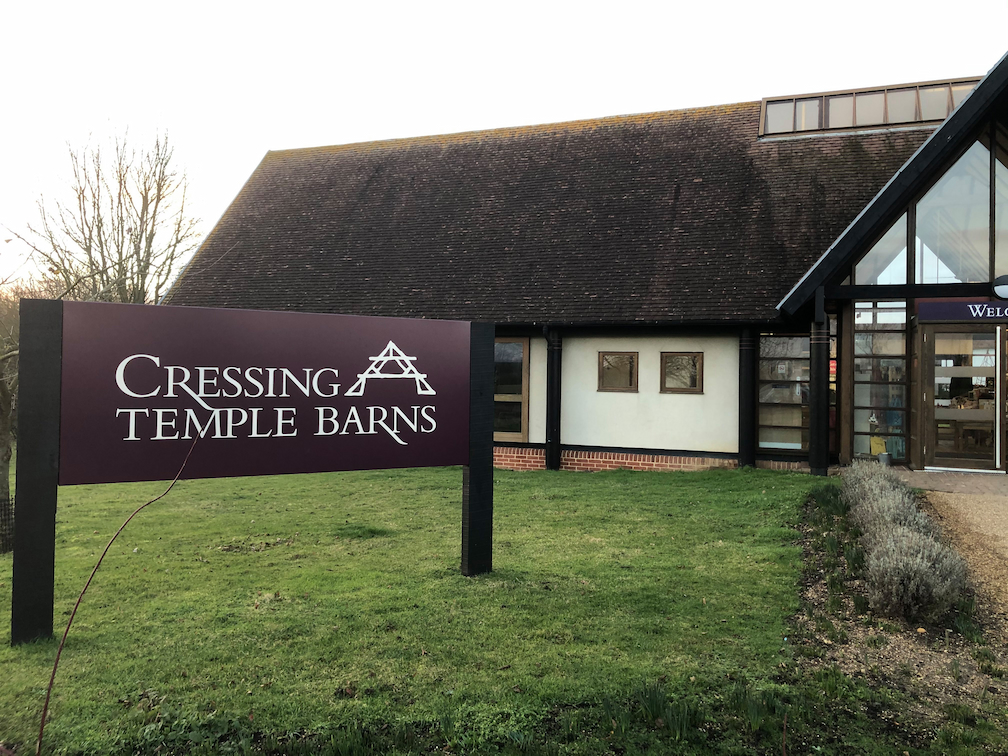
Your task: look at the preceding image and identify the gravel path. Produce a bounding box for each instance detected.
[925,491,1008,643]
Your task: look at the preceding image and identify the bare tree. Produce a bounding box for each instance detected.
[18,134,200,303]
[0,134,199,551]
[0,289,17,553]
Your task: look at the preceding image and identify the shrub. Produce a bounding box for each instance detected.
[842,460,936,548]
[864,526,966,621]
[840,459,904,512]
[853,486,936,549]
[839,460,965,621]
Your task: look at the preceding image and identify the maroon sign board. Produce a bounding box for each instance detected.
[60,302,472,484]
[12,300,494,644]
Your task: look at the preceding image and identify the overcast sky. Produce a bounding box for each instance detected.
[2,1,1007,284]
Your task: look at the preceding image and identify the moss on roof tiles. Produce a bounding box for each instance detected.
[167,102,931,324]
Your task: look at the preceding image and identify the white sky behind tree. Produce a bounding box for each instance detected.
[2,0,1007,285]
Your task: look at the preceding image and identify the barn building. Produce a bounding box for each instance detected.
[166,51,1008,476]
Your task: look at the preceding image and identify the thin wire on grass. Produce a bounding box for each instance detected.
[36,434,200,756]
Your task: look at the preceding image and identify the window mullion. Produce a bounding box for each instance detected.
[992,119,997,281]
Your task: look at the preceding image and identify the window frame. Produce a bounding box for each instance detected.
[759,77,979,137]
[597,351,639,393]
[758,334,811,452]
[757,320,838,455]
[913,138,992,284]
[846,120,1006,287]
[659,352,704,394]
[493,337,530,443]
[852,301,908,461]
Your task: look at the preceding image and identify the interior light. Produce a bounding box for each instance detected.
[994,275,1008,300]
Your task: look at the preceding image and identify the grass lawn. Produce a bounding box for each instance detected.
[0,467,839,753]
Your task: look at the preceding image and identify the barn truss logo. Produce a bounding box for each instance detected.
[346,341,436,396]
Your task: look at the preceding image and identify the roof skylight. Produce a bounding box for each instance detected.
[760,78,980,137]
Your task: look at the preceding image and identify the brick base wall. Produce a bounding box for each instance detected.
[560,449,737,472]
[493,446,547,471]
[491,446,814,474]
[492,446,737,473]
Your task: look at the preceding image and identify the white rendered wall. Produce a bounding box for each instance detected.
[561,334,739,453]
[528,337,547,444]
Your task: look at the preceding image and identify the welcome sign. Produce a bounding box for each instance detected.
[59,302,472,484]
[917,300,1008,322]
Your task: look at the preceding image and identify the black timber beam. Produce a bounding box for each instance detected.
[545,327,562,470]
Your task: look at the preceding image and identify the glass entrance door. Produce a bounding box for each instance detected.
[931,330,999,469]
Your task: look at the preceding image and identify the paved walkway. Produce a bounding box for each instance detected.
[893,468,1008,496]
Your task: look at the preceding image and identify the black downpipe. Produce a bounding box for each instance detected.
[545,327,562,470]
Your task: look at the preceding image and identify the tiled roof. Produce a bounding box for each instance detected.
[165,104,931,324]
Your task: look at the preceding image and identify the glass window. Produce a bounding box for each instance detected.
[854,300,908,329]
[494,338,529,441]
[853,213,907,285]
[854,383,907,407]
[854,434,906,458]
[763,80,976,136]
[855,408,904,434]
[952,83,975,109]
[853,301,906,460]
[765,101,794,134]
[494,401,522,434]
[598,352,637,392]
[855,332,906,356]
[759,335,809,358]
[660,353,702,393]
[919,85,950,121]
[853,357,906,383]
[758,334,810,450]
[759,427,807,451]
[759,382,809,405]
[855,91,885,126]
[494,341,524,395]
[915,140,991,284]
[760,404,804,426]
[795,98,821,131]
[757,321,837,455]
[827,95,854,129]
[758,358,809,382]
[886,89,917,123]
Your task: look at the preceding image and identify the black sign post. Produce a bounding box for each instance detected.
[462,323,494,576]
[11,301,494,644]
[11,299,63,644]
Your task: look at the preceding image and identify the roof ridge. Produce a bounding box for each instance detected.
[263,101,761,158]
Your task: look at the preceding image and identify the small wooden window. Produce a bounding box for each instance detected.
[598,352,637,392]
[494,337,529,442]
[661,352,703,393]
